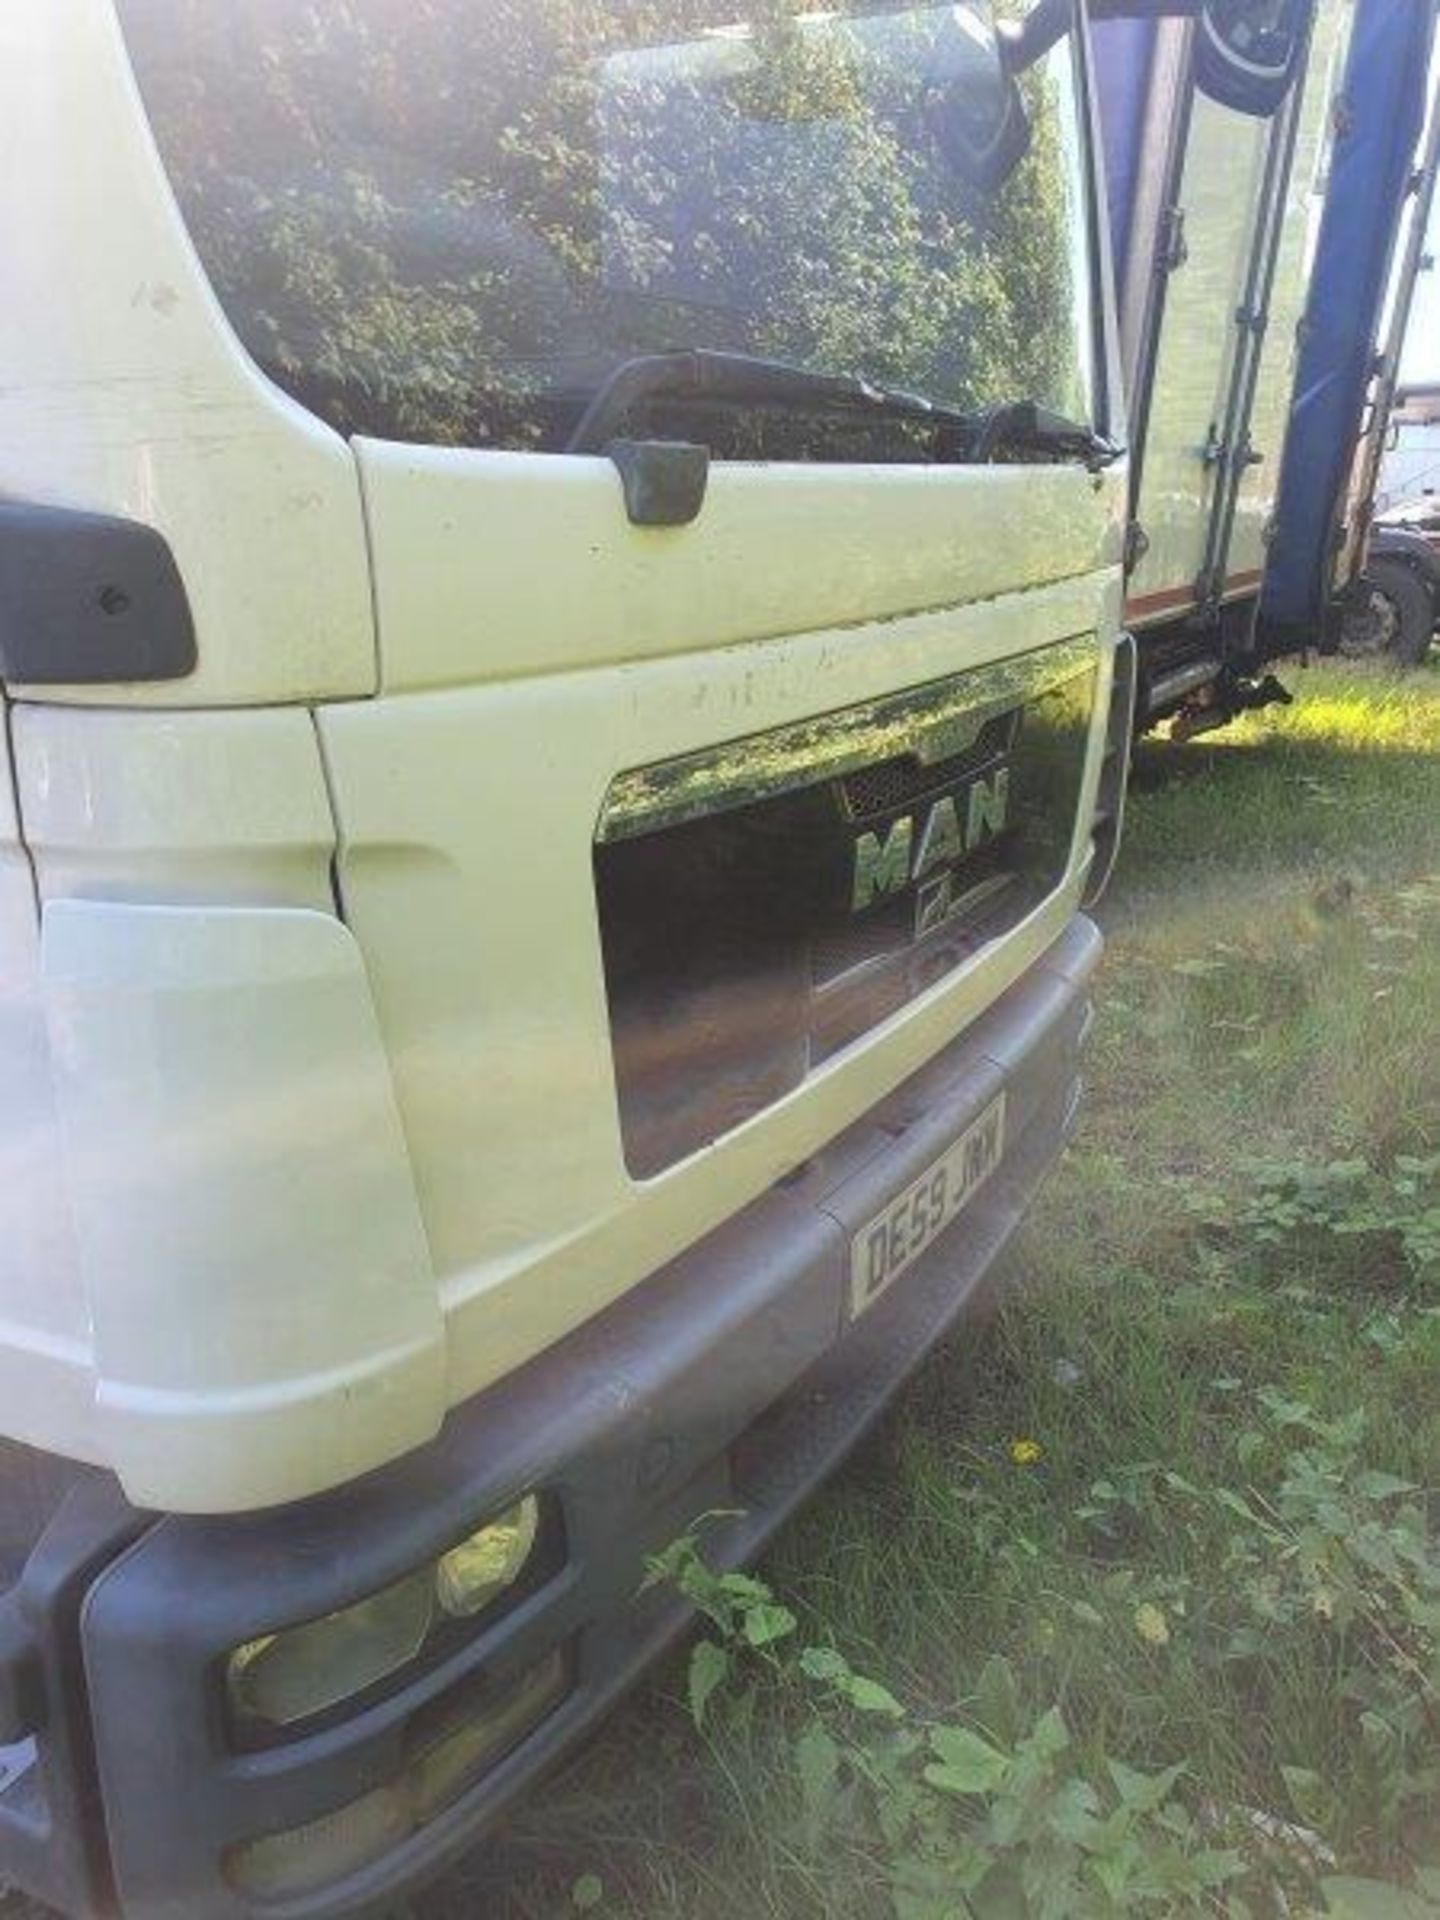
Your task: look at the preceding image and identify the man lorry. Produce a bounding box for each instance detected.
[0,0,1143,1913]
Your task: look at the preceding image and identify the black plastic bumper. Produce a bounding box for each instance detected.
[1,915,1099,1919]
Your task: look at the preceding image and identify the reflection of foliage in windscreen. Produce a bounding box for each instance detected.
[119,0,1083,454]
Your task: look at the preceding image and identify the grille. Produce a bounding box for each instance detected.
[839,713,1015,821]
[594,647,1096,1177]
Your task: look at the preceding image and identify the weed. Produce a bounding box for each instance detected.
[628,1367,1440,1916]
[647,1530,1244,1918]
[1181,1154,1440,1293]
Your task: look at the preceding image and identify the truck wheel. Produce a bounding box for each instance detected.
[1339,556,1434,665]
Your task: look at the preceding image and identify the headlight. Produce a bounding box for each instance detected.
[224,1649,570,1901]
[226,1496,545,1735]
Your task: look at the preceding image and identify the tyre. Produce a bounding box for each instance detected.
[1338,555,1435,665]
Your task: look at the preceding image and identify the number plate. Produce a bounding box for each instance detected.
[849,1093,1006,1318]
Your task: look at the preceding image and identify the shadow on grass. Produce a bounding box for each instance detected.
[1112,706,1440,909]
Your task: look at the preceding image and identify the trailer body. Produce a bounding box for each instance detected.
[1259,0,1440,661]
[1094,0,1351,729]
[1095,0,1440,718]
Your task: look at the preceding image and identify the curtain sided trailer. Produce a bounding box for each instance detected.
[1258,0,1440,665]
[1095,0,1438,735]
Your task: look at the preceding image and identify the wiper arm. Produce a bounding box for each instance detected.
[972,399,1123,472]
[566,348,980,454]
[567,353,1123,473]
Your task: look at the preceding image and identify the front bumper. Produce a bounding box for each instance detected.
[2,914,1099,1919]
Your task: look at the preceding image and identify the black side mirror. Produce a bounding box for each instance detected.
[1193,0,1307,114]
[923,5,1035,193]
[1086,0,1307,116]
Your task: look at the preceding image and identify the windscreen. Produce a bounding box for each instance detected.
[118,0,1096,460]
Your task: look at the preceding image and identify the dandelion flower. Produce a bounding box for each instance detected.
[1134,1602,1170,1646]
[1009,1437,1043,1466]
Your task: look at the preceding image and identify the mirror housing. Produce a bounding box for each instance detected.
[925,4,1035,192]
[1086,0,1306,116]
[1193,0,1306,115]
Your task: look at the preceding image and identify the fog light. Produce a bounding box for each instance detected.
[434,1496,539,1619]
[406,1649,568,1822]
[227,1570,434,1731]
[224,1784,411,1901]
[226,1498,547,1740]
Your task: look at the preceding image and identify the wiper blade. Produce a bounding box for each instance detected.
[566,353,1123,472]
[566,348,980,454]
[973,399,1123,472]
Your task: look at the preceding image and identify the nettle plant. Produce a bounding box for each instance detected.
[644,1536,1244,1918]
[1209,1396,1440,1865]
[1074,1396,1440,1894]
[644,1389,1440,1919]
[1189,1155,1440,1287]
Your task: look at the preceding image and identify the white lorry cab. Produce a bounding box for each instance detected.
[0,3,1132,1912]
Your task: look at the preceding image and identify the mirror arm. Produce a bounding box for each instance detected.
[1000,0,1069,71]
[1005,0,1202,77]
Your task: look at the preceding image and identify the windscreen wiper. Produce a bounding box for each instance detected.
[567,351,1122,474]
[566,348,981,454]
[972,398,1124,472]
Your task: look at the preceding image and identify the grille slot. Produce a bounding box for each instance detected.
[839,713,1015,821]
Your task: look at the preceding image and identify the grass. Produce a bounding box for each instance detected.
[430,658,1440,1919]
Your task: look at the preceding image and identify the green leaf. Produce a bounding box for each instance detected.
[1354,1471,1417,1501]
[974,1653,1023,1745]
[1224,1626,1267,1659]
[926,1724,1009,1791]
[742,1601,797,1648]
[799,1645,851,1684]
[641,1534,697,1591]
[718,1571,773,1604]
[687,1638,729,1728]
[1046,1777,1103,1847]
[844,1673,906,1718]
[1192,1848,1246,1888]
[571,1872,604,1911]
[1107,1757,1185,1812]
[1281,1764,1334,1828]
[1026,1705,1071,1759]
